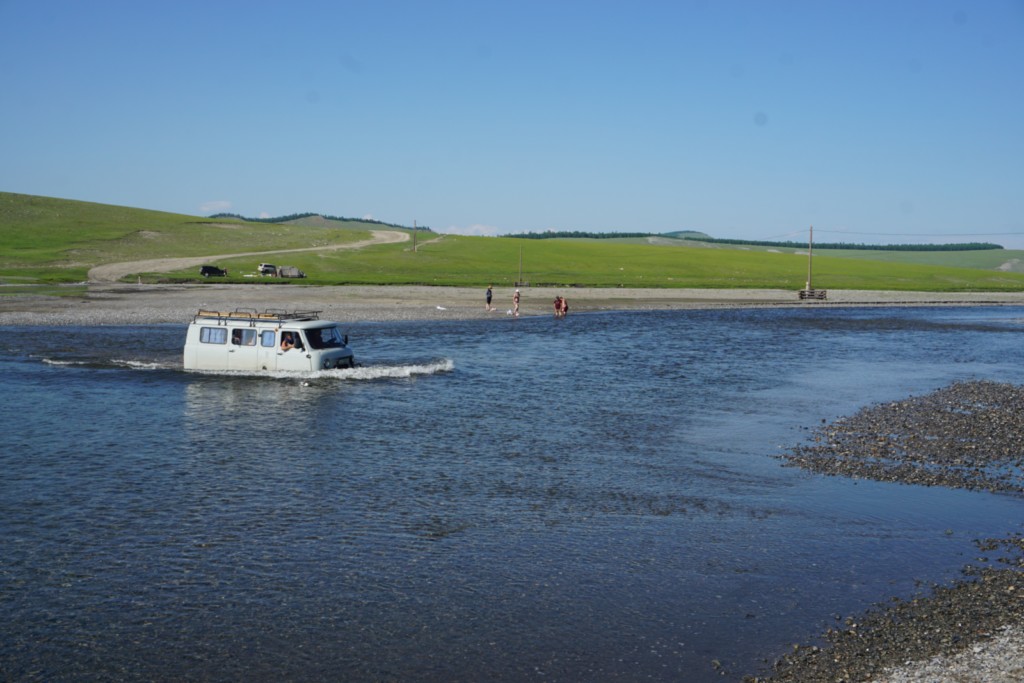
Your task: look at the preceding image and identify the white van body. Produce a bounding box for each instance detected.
[183,309,355,372]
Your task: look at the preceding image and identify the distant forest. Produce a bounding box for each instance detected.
[209,212,430,232]
[684,237,1003,251]
[505,230,660,239]
[505,231,1003,252]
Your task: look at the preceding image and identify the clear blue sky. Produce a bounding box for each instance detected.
[2,1,1022,246]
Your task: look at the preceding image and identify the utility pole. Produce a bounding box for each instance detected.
[806,225,814,291]
[413,220,417,252]
[798,225,826,299]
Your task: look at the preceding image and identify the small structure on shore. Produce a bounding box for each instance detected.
[798,225,827,300]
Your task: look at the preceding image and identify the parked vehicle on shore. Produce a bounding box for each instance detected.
[183,309,354,372]
[200,265,227,277]
[256,263,305,278]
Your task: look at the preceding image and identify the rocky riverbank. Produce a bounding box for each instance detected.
[2,283,1024,326]
[754,380,1024,682]
[781,381,1024,496]
[751,549,1024,682]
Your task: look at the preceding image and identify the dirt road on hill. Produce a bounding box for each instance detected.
[86,229,411,283]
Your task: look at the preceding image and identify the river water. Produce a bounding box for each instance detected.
[2,306,1024,682]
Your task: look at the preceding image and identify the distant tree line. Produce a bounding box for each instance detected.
[682,237,1003,252]
[209,212,430,232]
[505,230,659,239]
[502,231,1002,251]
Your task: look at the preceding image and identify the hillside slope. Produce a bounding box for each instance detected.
[3,192,1023,291]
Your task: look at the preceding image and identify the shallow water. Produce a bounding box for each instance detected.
[2,306,1024,681]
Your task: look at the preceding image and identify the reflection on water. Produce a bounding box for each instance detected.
[2,307,1024,681]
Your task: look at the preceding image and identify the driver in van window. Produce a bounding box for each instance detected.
[281,332,295,351]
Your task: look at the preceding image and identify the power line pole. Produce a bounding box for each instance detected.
[805,225,814,291]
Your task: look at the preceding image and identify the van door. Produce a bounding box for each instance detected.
[276,329,312,371]
[227,327,260,371]
[256,329,278,371]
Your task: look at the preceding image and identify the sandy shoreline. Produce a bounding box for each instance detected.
[3,283,1024,326]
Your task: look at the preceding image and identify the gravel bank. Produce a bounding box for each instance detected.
[751,554,1024,683]
[754,381,1024,682]
[781,381,1024,495]
[3,283,1024,326]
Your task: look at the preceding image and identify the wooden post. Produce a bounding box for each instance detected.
[413,220,417,252]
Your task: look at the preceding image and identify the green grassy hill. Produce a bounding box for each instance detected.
[0,192,379,283]
[230,235,1024,291]
[680,239,1024,273]
[542,233,1024,275]
[3,192,1024,292]
[663,230,712,240]
[790,245,1024,273]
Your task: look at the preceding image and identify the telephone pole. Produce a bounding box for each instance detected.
[806,225,813,291]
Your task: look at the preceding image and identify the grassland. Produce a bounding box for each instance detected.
[4,192,1024,292]
[198,236,1024,291]
[608,235,1024,273]
[0,192,380,283]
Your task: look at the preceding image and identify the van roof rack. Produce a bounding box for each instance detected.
[194,308,322,322]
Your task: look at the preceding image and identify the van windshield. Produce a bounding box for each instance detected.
[306,326,347,349]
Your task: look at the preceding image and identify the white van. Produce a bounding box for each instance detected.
[183,309,355,372]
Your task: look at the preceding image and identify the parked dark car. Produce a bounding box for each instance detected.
[200,265,227,277]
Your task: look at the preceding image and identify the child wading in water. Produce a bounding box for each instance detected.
[553,296,568,318]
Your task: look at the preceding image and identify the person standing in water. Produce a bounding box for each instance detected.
[485,285,493,311]
[513,289,520,318]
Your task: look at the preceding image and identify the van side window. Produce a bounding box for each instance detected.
[229,328,257,346]
[260,330,276,347]
[200,327,228,344]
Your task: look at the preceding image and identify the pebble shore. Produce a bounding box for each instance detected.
[3,283,1024,326]
[758,381,1024,682]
